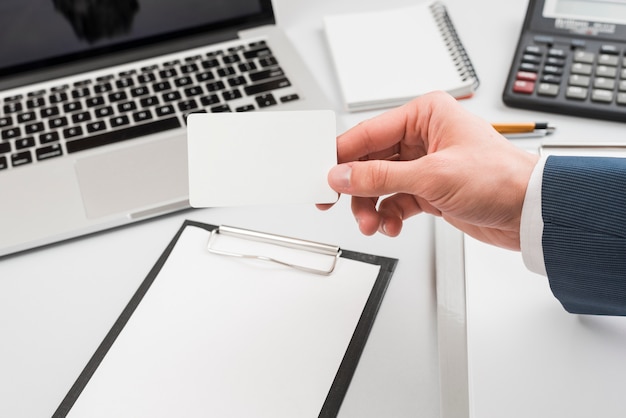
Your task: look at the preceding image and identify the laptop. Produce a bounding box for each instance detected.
[0,0,330,257]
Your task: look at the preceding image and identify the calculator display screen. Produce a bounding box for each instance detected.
[543,0,626,25]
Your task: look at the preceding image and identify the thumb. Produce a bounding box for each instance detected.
[328,160,422,197]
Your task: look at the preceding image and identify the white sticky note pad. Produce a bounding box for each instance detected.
[187,111,338,207]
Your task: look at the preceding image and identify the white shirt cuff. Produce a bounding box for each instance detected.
[520,156,547,276]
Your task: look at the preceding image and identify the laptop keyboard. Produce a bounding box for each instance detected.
[0,39,301,171]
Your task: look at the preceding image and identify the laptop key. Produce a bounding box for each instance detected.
[66,116,181,153]
[49,92,68,103]
[87,121,107,133]
[140,96,159,107]
[40,106,60,118]
[153,81,172,92]
[94,83,113,94]
[280,94,299,103]
[137,73,157,84]
[95,106,114,118]
[26,97,45,109]
[49,116,69,129]
[86,97,105,107]
[3,102,23,114]
[133,110,153,123]
[25,122,45,135]
[155,104,175,117]
[40,132,60,144]
[0,116,13,128]
[245,78,291,95]
[223,90,242,101]
[63,101,82,113]
[1,127,21,140]
[72,111,91,123]
[243,47,272,59]
[11,151,32,167]
[255,93,277,108]
[36,143,63,161]
[72,88,90,99]
[110,115,130,128]
[210,104,231,112]
[15,137,36,149]
[178,99,198,112]
[235,104,255,112]
[249,68,284,82]
[131,86,150,97]
[200,94,220,106]
[63,126,83,139]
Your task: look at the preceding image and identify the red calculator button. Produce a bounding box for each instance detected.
[516,71,538,81]
[513,80,535,94]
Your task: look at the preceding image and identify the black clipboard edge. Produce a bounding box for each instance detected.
[53,219,398,418]
[52,220,194,418]
[319,249,397,418]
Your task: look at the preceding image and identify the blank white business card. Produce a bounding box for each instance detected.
[187,111,338,207]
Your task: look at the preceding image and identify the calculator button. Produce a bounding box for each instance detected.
[542,74,561,84]
[513,80,535,94]
[520,62,540,72]
[548,48,567,58]
[601,44,620,55]
[569,74,590,87]
[517,71,538,81]
[566,86,588,100]
[596,65,617,78]
[524,45,545,55]
[617,92,626,105]
[543,65,563,75]
[537,83,559,97]
[619,80,626,91]
[546,57,565,66]
[574,51,595,63]
[593,77,615,90]
[599,54,619,66]
[522,54,542,64]
[571,62,593,75]
[591,89,613,103]
[533,35,554,44]
[571,39,586,48]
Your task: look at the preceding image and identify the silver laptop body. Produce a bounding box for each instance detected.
[0,0,330,257]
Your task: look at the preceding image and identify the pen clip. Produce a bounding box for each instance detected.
[207,225,342,276]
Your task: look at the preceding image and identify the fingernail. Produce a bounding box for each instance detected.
[329,164,351,190]
[379,221,389,236]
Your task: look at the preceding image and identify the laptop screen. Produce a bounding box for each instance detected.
[0,0,272,77]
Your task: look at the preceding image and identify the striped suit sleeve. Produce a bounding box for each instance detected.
[542,155,626,315]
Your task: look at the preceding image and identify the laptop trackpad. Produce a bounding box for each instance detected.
[75,136,189,219]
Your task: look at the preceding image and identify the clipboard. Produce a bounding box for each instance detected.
[53,220,397,418]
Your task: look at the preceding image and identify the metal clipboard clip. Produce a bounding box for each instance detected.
[207,225,342,276]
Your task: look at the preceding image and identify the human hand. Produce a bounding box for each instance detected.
[321,91,539,251]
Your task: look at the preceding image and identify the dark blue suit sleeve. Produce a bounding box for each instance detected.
[542,155,626,315]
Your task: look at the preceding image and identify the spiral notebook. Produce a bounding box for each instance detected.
[324,1,479,112]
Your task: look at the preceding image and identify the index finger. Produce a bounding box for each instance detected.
[336,105,412,163]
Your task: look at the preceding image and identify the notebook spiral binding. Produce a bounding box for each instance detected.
[430,1,480,89]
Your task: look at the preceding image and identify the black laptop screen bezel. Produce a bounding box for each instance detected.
[0,0,275,81]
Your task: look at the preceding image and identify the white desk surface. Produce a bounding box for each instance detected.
[462,234,626,418]
[2,0,626,417]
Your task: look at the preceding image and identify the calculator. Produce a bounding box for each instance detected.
[503,0,626,122]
